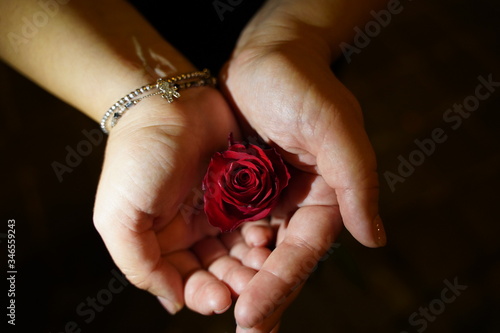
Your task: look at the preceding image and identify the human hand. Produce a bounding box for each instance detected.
[220,4,386,330]
[93,86,265,316]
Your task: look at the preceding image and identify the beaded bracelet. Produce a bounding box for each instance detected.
[100,69,215,134]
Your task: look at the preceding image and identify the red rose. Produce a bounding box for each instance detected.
[203,136,290,232]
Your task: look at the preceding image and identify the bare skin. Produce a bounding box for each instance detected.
[0,0,387,331]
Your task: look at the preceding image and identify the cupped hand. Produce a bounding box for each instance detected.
[93,86,261,316]
[220,36,386,330]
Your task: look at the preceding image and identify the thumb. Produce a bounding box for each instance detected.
[315,90,386,248]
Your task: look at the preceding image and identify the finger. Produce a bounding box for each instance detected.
[193,236,256,297]
[220,230,251,261]
[165,239,232,315]
[184,269,232,315]
[158,251,201,314]
[242,246,272,271]
[192,236,229,268]
[175,237,232,314]
[240,219,274,247]
[236,284,301,333]
[209,255,257,297]
[234,205,342,328]
[94,211,184,313]
[221,227,275,269]
[274,172,338,214]
[272,173,337,247]
[236,322,282,333]
[316,114,386,247]
[291,73,385,248]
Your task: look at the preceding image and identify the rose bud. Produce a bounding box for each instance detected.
[202,135,290,232]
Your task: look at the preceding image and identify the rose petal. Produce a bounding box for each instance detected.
[263,147,291,190]
[203,137,290,233]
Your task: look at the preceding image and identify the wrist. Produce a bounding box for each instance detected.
[233,0,389,63]
[100,68,214,134]
[86,48,198,125]
[108,85,214,136]
[233,0,335,63]
[107,85,235,152]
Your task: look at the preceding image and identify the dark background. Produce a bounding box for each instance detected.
[1,0,499,332]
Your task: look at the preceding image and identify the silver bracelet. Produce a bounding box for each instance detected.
[100,69,215,134]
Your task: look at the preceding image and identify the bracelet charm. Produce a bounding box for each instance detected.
[100,69,215,134]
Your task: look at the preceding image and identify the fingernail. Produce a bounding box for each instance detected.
[157,296,183,315]
[237,323,251,330]
[251,239,267,247]
[214,303,231,314]
[373,215,387,247]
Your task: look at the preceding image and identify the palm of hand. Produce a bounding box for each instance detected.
[221,47,381,330]
[93,88,267,315]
